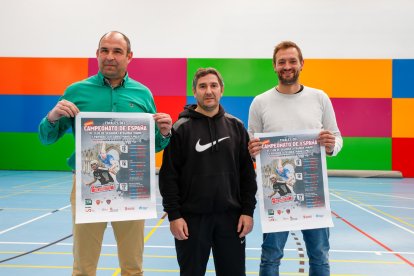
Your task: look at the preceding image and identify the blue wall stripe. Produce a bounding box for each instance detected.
[0,95,60,132]
[392,59,414,98]
[186,96,253,127]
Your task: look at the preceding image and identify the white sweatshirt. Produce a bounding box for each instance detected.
[248,86,343,156]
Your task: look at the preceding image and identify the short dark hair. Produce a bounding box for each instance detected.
[273,41,303,65]
[192,67,224,90]
[98,31,131,54]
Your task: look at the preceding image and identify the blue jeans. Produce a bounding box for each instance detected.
[259,228,330,276]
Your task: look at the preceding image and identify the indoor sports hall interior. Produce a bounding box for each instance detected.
[1,1,413,275]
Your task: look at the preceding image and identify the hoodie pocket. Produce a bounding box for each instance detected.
[181,172,240,214]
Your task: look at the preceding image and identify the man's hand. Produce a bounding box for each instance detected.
[170,218,189,240]
[237,215,253,238]
[48,99,80,122]
[317,130,336,155]
[153,113,173,137]
[248,137,262,157]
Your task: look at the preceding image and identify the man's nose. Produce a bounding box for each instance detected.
[284,62,294,69]
[106,52,115,60]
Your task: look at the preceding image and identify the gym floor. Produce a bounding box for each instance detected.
[0,170,413,275]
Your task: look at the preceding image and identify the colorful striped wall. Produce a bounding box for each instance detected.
[1,58,413,177]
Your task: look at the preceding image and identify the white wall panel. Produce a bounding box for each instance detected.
[1,0,413,58]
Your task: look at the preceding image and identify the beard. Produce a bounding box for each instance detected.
[198,101,218,112]
[277,69,300,85]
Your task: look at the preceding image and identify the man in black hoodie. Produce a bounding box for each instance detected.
[159,68,257,276]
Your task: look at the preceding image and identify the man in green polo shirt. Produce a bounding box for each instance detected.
[39,31,172,276]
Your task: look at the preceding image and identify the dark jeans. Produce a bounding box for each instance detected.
[259,228,330,276]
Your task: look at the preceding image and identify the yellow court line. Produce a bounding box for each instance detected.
[144,213,167,243]
[13,190,70,194]
[0,191,36,199]
[143,268,179,272]
[0,207,71,212]
[0,251,118,257]
[348,196,414,229]
[0,251,406,265]
[142,254,176,259]
[398,217,414,221]
[0,190,70,200]
[111,213,167,276]
[0,264,72,269]
[12,175,71,189]
[0,264,382,275]
[0,264,116,272]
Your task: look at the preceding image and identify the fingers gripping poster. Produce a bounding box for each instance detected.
[75,112,156,224]
[255,130,333,233]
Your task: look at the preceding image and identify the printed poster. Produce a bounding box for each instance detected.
[255,130,333,233]
[75,112,156,224]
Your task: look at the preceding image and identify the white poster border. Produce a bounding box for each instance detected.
[75,112,156,224]
[255,130,333,233]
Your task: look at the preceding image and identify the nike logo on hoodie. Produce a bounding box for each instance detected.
[195,137,230,152]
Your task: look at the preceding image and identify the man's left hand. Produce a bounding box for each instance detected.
[237,215,253,238]
[318,130,335,155]
[153,113,173,137]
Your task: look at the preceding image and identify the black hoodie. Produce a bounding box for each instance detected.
[159,104,257,221]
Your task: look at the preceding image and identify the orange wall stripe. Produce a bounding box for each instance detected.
[300,59,392,98]
[392,98,414,138]
[0,57,89,95]
[155,150,164,169]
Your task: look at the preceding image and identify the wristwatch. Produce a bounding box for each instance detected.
[161,130,172,139]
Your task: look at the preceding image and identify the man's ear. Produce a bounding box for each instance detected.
[127,51,133,64]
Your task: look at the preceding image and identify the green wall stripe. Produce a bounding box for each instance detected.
[0,135,392,172]
[0,132,74,171]
[327,137,392,170]
[187,58,276,96]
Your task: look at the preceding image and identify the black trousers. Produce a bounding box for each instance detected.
[175,212,246,276]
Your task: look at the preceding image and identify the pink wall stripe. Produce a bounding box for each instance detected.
[88,58,186,96]
[332,98,391,137]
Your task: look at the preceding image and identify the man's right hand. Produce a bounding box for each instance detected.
[170,218,189,240]
[248,137,263,157]
[48,99,80,122]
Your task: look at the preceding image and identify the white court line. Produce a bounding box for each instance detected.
[1,241,413,255]
[330,193,414,236]
[0,205,71,235]
[331,189,414,200]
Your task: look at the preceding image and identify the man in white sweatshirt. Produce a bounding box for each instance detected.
[248,41,343,276]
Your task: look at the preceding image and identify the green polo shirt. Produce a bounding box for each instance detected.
[39,71,170,169]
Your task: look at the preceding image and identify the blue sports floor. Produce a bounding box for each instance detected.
[0,170,413,275]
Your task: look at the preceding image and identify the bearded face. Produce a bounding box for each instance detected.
[274,47,303,86]
[277,67,301,85]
